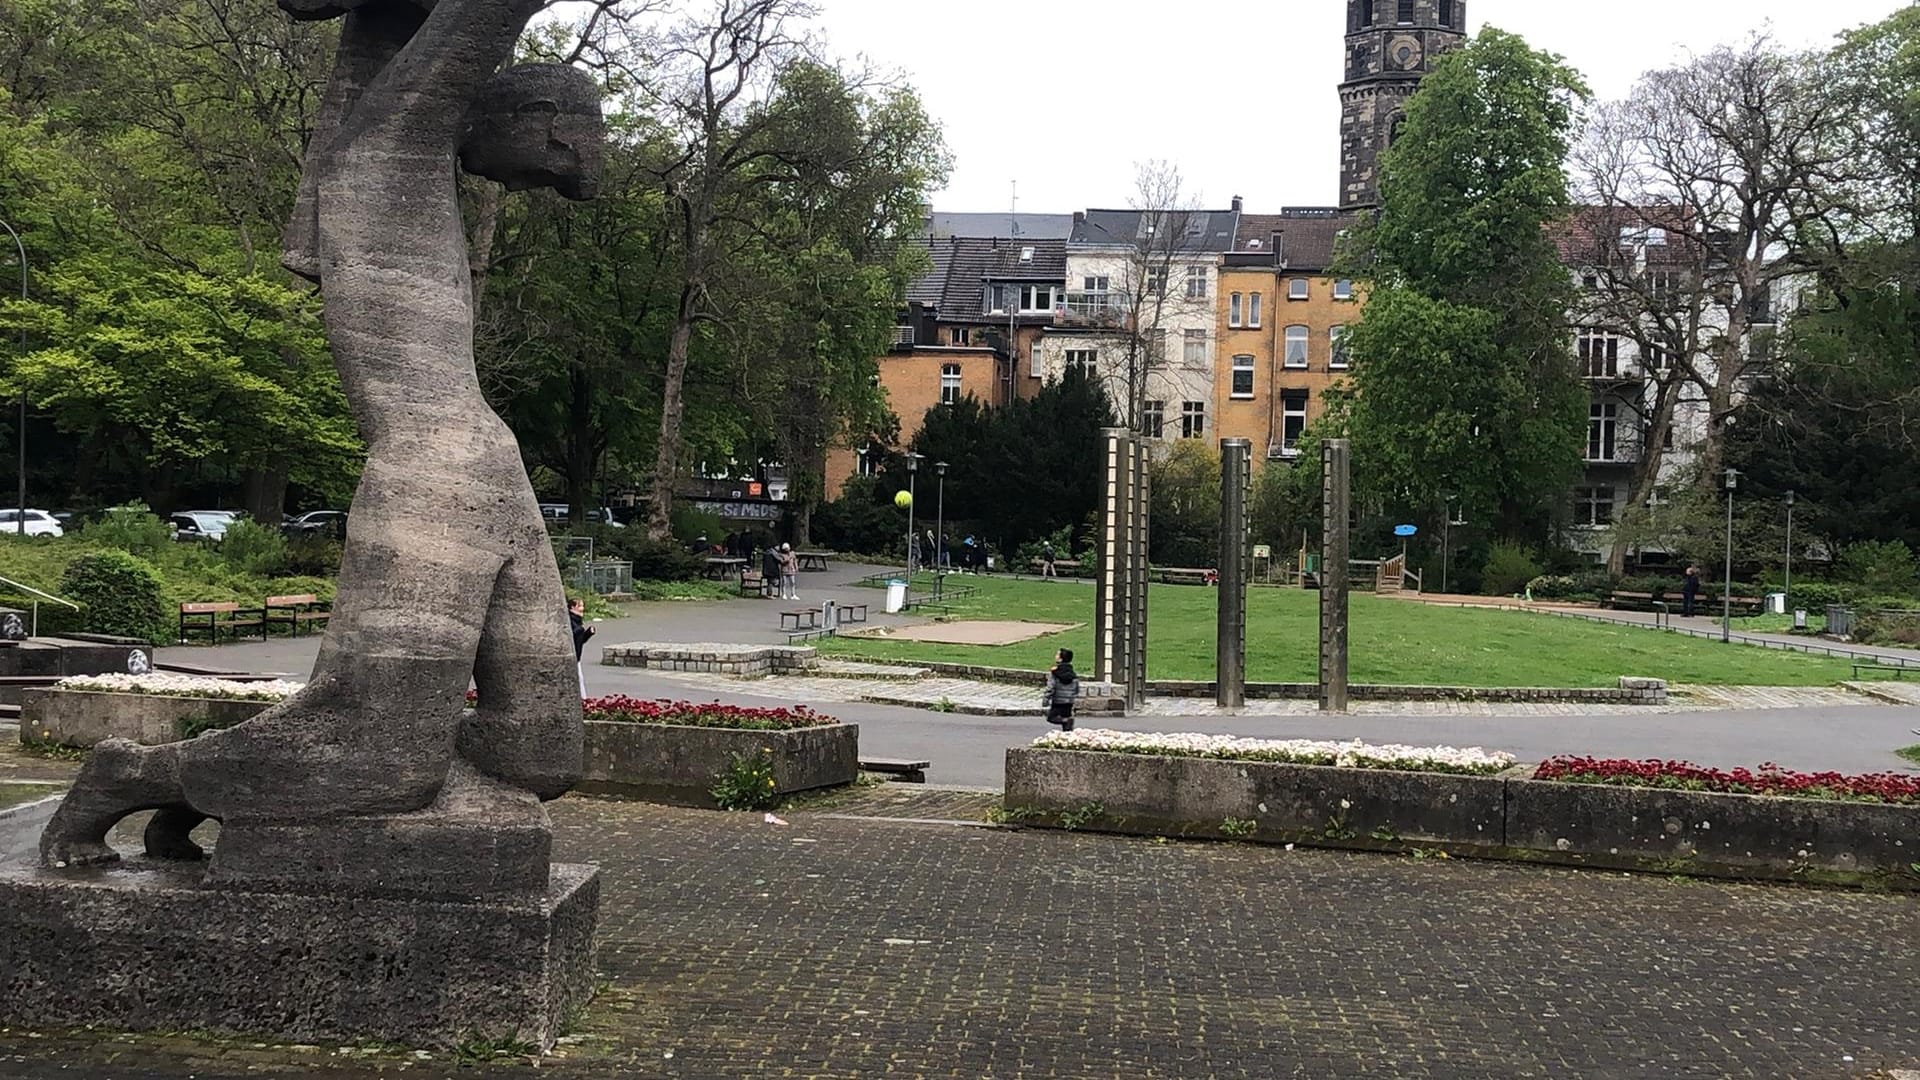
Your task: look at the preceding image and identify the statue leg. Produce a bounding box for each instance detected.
[40,739,185,866]
[461,526,583,801]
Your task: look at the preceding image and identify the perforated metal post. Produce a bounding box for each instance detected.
[1319,439,1350,712]
[1217,439,1251,708]
[1094,428,1150,709]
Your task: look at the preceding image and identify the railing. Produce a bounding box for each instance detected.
[1056,291,1131,326]
[0,574,81,639]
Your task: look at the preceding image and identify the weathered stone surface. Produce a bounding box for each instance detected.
[1005,747,1507,848]
[20,689,271,749]
[581,721,858,806]
[0,859,598,1050]
[600,641,819,676]
[1505,778,1920,880]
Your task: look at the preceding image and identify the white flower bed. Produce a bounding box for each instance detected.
[55,673,304,703]
[1033,729,1517,776]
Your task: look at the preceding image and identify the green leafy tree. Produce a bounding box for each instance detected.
[1336,28,1590,542]
[1149,440,1221,568]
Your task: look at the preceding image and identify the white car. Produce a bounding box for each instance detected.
[0,508,63,538]
[170,511,235,542]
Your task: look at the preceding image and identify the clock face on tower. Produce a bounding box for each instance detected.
[1388,34,1423,71]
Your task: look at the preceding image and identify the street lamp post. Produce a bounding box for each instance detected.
[1721,468,1740,643]
[905,453,921,576]
[0,218,25,534]
[934,461,948,577]
[1783,489,1795,608]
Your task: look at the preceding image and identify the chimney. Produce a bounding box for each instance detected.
[1270,231,1284,265]
[1073,210,1086,225]
[1231,195,1243,213]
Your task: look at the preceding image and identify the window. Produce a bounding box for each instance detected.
[1248,292,1262,328]
[1333,279,1354,301]
[1083,275,1110,292]
[1019,284,1056,313]
[1581,272,1599,290]
[1065,349,1098,378]
[1231,354,1255,398]
[1282,389,1309,451]
[1285,325,1310,369]
[856,445,878,477]
[1181,401,1206,439]
[1578,328,1620,377]
[1648,270,1678,300]
[1146,266,1168,295]
[1662,426,1675,451]
[948,327,967,346]
[1229,292,1243,328]
[1574,486,1617,527]
[1184,328,1207,366]
[1438,0,1454,26]
[1329,325,1350,369]
[1288,278,1310,301]
[1186,265,1208,299]
[1645,343,1672,372]
[1587,402,1618,461]
[940,363,962,405]
[1398,0,1414,23]
[1145,328,1168,367]
[1142,400,1166,439]
[1357,0,1375,29]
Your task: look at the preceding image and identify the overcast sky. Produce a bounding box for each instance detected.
[807,0,1908,214]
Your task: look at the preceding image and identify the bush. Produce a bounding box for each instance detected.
[1481,543,1542,597]
[1852,611,1920,647]
[79,505,173,557]
[59,550,171,644]
[1616,574,1681,600]
[1524,571,1610,601]
[219,519,288,577]
[1782,581,1851,610]
[594,530,702,582]
[284,535,343,577]
[813,477,905,557]
[1835,540,1918,596]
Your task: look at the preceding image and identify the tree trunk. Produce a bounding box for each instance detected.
[564,362,596,520]
[645,283,700,540]
[242,458,289,525]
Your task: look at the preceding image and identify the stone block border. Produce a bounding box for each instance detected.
[579,720,857,807]
[600,642,820,677]
[20,689,272,749]
[909,662,1664,705]
[1005,748,1918,888]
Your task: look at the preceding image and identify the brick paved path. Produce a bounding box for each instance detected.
[3,795,1917,1078]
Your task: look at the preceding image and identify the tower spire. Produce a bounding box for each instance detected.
[1337,0,1467,210]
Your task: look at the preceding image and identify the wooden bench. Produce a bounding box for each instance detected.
[1851,661,1914,680]
[739,569,771,598]
[263,593,331,637]
[780,609,821,631]
[179,602,264,644]
[1158,568,1216,586]
[838,602,869,624]
[1607,591,1660,611]
[860,757,929,784]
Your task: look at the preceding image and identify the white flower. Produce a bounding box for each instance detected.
[56,673,303,703]
[1032,729,1515,775]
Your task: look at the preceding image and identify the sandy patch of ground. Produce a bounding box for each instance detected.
[865,620,1076,646]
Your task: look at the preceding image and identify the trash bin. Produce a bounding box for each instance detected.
[1765,591,1786,615]
[1792,608,1808,631]
[822,599,838,632]
[884,579,907,614]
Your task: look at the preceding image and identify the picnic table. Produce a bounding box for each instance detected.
[796,551,832,572]
[702,557,747,580]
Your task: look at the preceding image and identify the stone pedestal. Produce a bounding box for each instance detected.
[0,859,599,1050]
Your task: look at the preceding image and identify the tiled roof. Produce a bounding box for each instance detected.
[1556,205,1699,268]
[1231,209,1363,272]
[1070,209,1240,252]
[929,212,1075,240]
[902,236,1068,320]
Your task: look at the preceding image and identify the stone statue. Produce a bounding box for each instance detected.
[38,0,606,897]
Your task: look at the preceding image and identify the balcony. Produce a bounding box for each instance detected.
[1056,290,1132,328]
[891,325,916,347]
[1579,360,1648,384]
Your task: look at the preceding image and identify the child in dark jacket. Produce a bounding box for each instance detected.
[1043,649,1080,731]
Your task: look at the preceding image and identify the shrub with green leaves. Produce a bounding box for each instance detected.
[709,749,781,811]
[79,506,173,557]
[219,519,288,577]
[1835,540,1918,596]
[1481,542,1542,597]
[284,536,343,577]
[60,550,171,643]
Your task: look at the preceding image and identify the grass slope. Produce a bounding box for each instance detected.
[820,576,1855,688]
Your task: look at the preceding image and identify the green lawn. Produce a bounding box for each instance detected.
[0,782,61,810]
[1898,746,1920,767]
[820,576,1857,688]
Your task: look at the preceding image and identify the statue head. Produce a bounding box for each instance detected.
[461,63,605,201]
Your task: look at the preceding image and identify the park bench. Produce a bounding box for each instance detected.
[263,593,331,637]
[860,756,929,784]
[780,609,821,632]
[702,556,746,580]
[838,602,869,624]
[796,551,832,572]
[739,569,772,598]
[1851,661,1914,680]
[1158,568,1216,586]
[179,601,265,644]
[1607,591,1660,611]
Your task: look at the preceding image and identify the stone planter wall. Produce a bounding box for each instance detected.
[19,689,272,748]
[600,642,818,677]
[1144,677,1668,705]
[1005,748,1919,888]
[579,721,857,807]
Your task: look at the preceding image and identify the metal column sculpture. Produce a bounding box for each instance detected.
[1217,439,1251,708]
[1319,439,1351,712]
[1094,427,1150,708]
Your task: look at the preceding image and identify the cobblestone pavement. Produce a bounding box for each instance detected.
[1,795,1917,1078]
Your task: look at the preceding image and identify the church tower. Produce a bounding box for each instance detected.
[1339,0,1467,210]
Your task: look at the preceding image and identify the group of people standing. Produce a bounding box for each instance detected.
[914,529,987,574]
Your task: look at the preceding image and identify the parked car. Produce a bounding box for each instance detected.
[285,510,348,540]
[538,504,625,528]
[0,508,63,538]
[170,511,237,542]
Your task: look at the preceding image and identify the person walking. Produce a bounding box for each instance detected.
[777,542,801,601]
[761,544,782,599]
[568,596,594,696]
[1682,565,1701,618]
[1042,649,1080,731]
[1041,540,1058,579]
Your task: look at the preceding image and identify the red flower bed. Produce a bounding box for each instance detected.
[462,690,831,730]
[1534,756,1920,805]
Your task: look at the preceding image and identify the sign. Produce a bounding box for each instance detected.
[692,500,782,522]
[1252,545,1272,560]
[1393,524,1418,537]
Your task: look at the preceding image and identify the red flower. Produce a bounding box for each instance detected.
[1533,756,1920,804]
